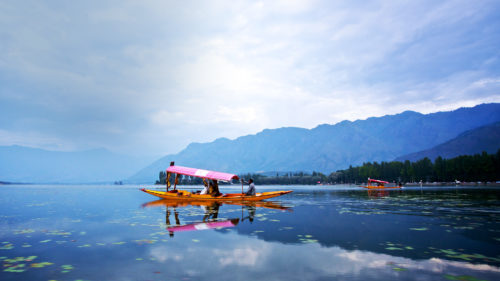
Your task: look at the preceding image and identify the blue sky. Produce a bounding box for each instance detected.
[1,0,499,158]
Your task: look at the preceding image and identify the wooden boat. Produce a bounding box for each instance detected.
[141,188,293,201]
[361,178,402,189]
[141,162,293,201]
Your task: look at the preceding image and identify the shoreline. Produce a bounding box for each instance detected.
[402,182,500,187]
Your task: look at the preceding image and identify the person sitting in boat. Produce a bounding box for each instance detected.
[208,179,221,197]
[245,178,256,196]
[200,179,209,195]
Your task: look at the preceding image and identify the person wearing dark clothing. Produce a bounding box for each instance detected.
[245,179,256,196]
[208,180,221,197]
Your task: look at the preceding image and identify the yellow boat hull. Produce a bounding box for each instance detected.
[141,188,293,201]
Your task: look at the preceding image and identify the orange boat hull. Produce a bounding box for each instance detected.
[141,188,293,201]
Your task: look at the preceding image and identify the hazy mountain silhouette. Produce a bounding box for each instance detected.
[395,121,500,162]
[129,103,500,183]
[0,146,152,183]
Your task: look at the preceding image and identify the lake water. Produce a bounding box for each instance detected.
[1,184,499,281]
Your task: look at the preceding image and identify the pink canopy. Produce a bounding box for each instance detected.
[167,220,238,232]
[368,178,389,184]
[166,165,239,182]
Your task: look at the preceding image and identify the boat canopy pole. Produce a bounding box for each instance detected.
[167,161,174,192]
[174,173,179,190]
[166,172,171,191]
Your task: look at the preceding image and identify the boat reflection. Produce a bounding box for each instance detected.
[367,189,403,198]
[141,199,292,236]
[141,199,292,210]
[367,189,390,198]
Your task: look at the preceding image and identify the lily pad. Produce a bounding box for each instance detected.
[61,264,74,273]
[31,262,54,268]
[0,243,14,250]
[444,274,486,281]
[4,263,26,273]
[386,247,403,251]
[14,229,36,235]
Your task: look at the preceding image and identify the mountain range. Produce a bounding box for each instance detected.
[129,103,500,183]
[2,103,499,184]
[395,121,500,162]
[0,146,152,184]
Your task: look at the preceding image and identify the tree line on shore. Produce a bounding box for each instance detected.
[156,149,500,185]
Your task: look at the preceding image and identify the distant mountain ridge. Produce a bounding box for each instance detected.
[0,145,151,183]
[129,103,500,183]
[395,121,500,162]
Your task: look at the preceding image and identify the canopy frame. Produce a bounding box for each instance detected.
[166,162,240,182]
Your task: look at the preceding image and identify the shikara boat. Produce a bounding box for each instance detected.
[361,178,403,189]
[141,163,293,201]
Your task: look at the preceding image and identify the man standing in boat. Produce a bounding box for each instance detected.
[245,178,256,196]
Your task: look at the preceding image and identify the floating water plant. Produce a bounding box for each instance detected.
[61,264,74,273]
[14,229,35,235]
[3,263,26,273]
[0,243,14,250]
[31,262,54,268]
[1,256,49,273]
[135,239,156,245]
[386,247,403,251]
[444,274,486,281]
[46,230,72,236]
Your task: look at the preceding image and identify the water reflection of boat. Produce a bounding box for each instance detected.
[141,162,293,201]
[167,219,241,232]
[362,178,402,189]
[367,189,390,198]
[142,199,291,236]
[141,199,292,210]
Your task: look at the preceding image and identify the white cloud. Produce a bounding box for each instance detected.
[214,247,261,266]
[150,245,184,262]
[0,0,499,156]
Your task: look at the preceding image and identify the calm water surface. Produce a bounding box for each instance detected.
[0,184,499,281]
